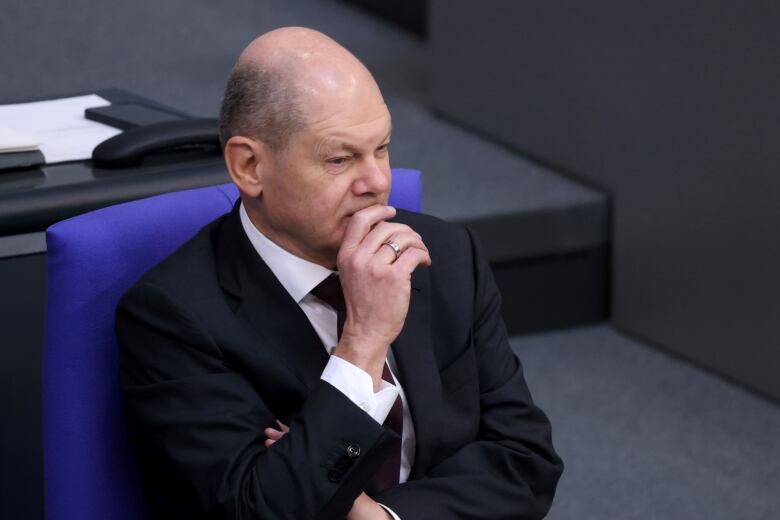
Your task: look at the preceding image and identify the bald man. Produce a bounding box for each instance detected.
[116,27,562,520]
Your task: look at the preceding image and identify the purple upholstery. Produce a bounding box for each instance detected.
[43,169,421,520]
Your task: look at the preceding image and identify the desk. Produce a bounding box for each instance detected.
[0,88,228,254]
[0,153,228,254]
[0,89,228,519]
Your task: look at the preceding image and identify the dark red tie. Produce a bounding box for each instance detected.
[312,274,403,491]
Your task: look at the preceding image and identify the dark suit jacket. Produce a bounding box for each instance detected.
[116,204,563,519]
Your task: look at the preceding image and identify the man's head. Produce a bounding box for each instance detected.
[220,27,392,268]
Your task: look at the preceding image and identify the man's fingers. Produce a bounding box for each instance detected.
[379,234,428,265]
[347,220,428,266]
[264,427,285,440]
[392,246,432,274]
[359,222,425,254]
[264,422,289,449]
[340,205,396,251]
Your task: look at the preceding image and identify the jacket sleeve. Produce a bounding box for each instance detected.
[116,281,398,520]
[374,226,564,519]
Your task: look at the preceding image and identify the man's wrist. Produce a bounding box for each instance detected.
[333,333,388,387]
[320,356,399,422]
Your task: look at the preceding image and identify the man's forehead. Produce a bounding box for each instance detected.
[316,110,391,134]
[315,117,392,150]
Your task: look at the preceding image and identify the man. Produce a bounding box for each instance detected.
[116,27,562,519]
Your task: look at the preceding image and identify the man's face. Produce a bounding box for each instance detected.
[254,92,392,267]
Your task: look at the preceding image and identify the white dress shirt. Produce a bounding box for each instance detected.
[240,204,414,518]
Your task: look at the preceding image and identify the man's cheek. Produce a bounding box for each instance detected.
[335,219,349,242]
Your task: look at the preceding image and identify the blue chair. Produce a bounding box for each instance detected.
[43,169,422,520]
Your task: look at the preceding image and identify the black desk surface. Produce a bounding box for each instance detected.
[0,89,228,238]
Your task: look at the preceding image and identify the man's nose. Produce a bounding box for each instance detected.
[352,157,390,196]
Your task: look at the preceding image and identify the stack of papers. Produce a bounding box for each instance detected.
[0,127,39,153]
[0,94,122,167]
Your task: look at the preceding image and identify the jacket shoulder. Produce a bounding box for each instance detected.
[121,212,227,304]
[394,210,471,247]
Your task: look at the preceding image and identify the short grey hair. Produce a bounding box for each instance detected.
[218,60,306,150]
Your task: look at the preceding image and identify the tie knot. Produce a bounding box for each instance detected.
[311,274,345,313]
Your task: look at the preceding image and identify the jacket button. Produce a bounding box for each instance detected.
[346,444,361,458]
[327,469,342,483]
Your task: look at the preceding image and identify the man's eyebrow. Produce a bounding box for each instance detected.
[330,142,360,154]
[323,127,393,155]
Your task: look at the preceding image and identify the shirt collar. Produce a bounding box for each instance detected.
[239,202,333,303]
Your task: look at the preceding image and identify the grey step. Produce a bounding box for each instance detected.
[512,325,780,520]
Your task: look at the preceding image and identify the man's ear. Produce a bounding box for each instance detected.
[223,136,268,198]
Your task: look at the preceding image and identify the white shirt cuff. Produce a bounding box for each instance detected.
[321,355,400,425]
[378,503,402,520]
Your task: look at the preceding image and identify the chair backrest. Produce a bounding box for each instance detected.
[43,169,422,520]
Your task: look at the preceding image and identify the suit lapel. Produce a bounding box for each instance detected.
[391,266,441,480]
[215,203,329,390]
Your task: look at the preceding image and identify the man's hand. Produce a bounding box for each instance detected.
[264,423,391,519]
[346,492,393,520]
[263,421,289,448]
[334,205,431,390]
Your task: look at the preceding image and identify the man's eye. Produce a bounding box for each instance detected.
[327,156,351,166]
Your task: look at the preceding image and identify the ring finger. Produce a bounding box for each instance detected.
[374,231,427,264]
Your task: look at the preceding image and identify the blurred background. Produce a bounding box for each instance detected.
[1,1,778,518]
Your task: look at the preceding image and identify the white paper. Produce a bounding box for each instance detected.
[0,126,40,152]
[0,94,122,163]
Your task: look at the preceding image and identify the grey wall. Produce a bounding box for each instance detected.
[430,0,780,401]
